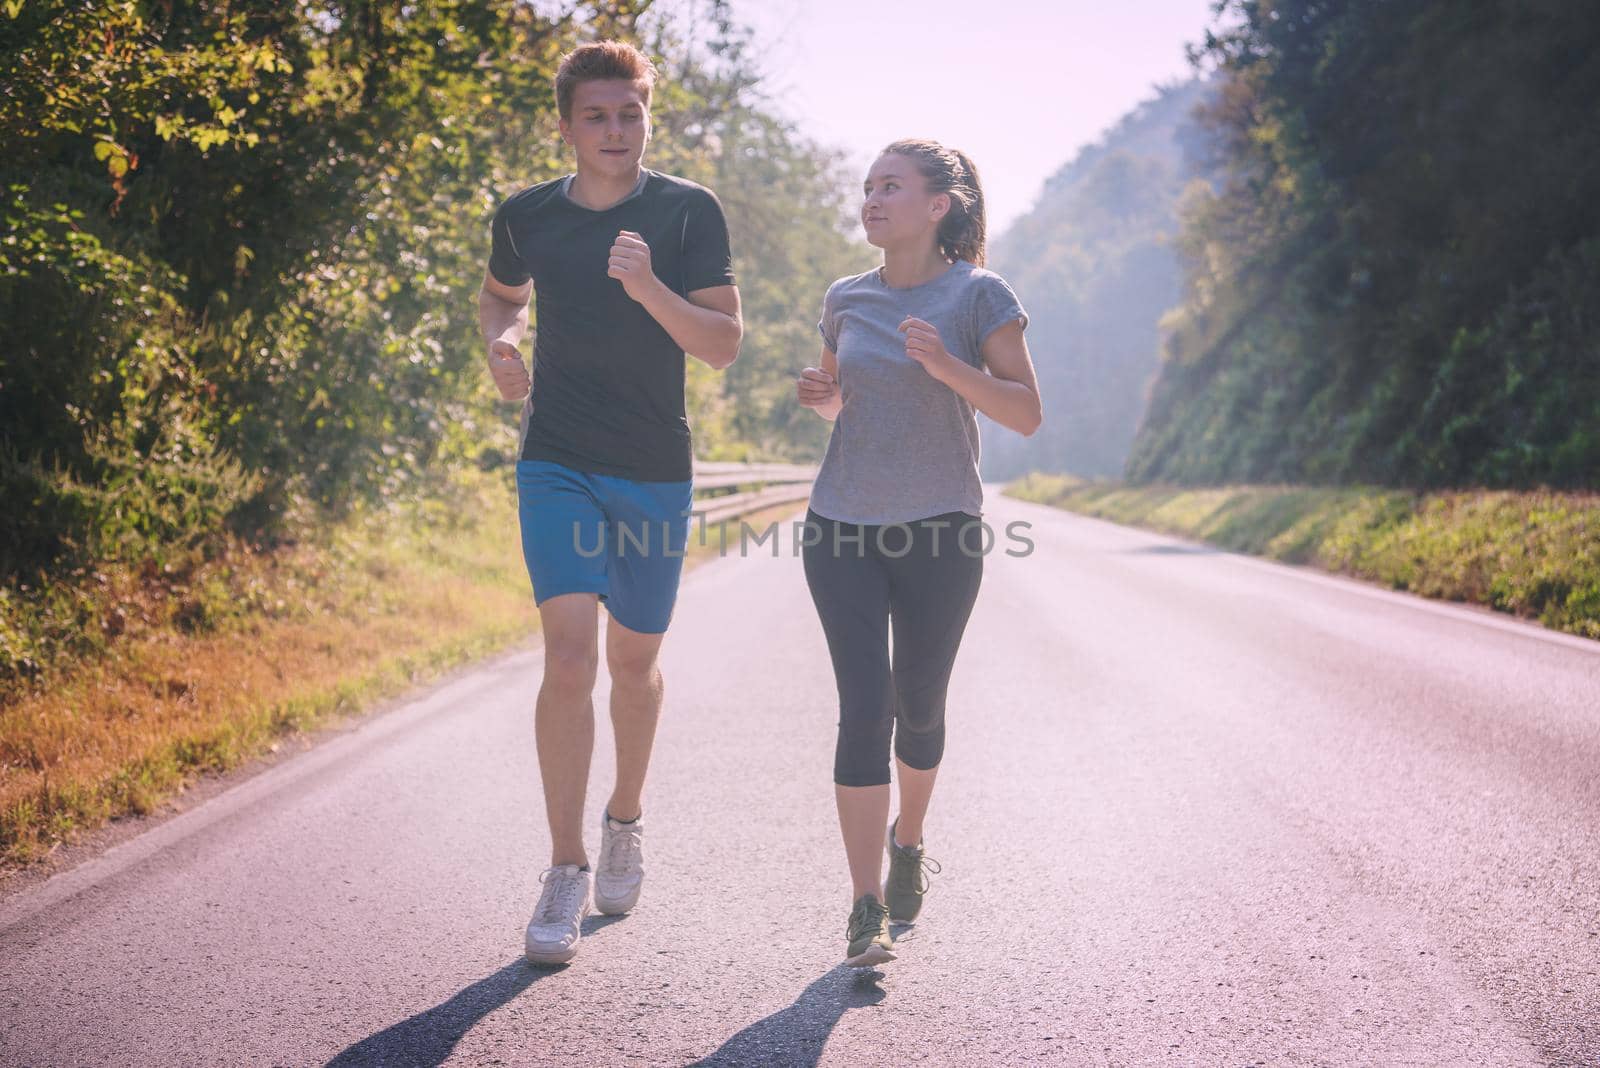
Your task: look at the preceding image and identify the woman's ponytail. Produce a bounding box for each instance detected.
[881,139,987,267]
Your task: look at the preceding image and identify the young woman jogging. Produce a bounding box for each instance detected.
[796,139,1043,967]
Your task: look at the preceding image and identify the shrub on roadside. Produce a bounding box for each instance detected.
[1006,476,1600,639]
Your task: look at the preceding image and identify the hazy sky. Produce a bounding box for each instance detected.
[722,0,1223,234]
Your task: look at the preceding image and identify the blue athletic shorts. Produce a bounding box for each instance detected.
[515,459,694,635]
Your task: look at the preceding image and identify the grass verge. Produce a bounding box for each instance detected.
[1,474,801,869]
[1005,474,1600,640]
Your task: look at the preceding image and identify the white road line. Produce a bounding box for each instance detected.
[1000,493,1600,656]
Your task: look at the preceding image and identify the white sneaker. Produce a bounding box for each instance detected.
[593,811,645,915]
[524,863,591,965]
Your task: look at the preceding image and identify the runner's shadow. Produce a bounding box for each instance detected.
[324,916,625,1067]
[690,964,888,1067]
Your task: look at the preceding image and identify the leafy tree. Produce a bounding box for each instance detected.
[1128,0,1600,489]
[0,0,872,589]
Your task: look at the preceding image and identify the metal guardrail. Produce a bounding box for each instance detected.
[691,461,816,524]
[691,462,820,490]
[693,461,817,474]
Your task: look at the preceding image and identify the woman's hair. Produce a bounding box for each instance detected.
[554,41,658,120]
[880,138,988,266]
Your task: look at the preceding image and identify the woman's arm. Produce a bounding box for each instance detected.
[899,317,1042,436]
[796,344,843,421]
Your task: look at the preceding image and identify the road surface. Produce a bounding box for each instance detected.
[3,492,1598,1066]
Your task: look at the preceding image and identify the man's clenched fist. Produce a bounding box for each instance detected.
[607,230,661,303]
[488,338,530,401]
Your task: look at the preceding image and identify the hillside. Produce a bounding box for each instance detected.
[982,78,1216,482]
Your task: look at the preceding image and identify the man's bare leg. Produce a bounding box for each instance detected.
[536,592,600,868]
[604,615,667,822]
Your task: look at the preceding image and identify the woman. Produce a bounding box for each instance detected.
[796,139,1043,966]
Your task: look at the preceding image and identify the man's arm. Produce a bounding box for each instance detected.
[608,230,742,370]
[478,269,533,400]
[637,282,742,370]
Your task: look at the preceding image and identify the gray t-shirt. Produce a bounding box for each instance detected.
[809,260,1029,525]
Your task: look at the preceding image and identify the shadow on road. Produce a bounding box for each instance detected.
[690,963,887,1067]
[324,915,626,1067]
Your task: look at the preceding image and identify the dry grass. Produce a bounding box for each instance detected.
[0,473,806,869]
[0,477,533,866]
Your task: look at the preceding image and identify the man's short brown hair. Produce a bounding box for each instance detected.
[554,41,658,120]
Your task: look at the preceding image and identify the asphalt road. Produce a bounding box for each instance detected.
[3,492,1598,1066]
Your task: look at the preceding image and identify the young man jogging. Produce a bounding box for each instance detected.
[477,40,742,966]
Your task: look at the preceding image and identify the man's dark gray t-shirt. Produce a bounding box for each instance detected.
[488,170,735,482]
[812,260,1028,525]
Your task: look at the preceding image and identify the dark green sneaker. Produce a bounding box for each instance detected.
[845,893,896,967]
[885,818,941,923]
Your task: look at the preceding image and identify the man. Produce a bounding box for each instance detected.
[477,39,741,966]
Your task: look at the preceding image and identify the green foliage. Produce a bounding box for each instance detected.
[1129,0,1600,490]
[3,0,864,578]
[1,0,865,596]
[0,2,284,196]
[0,0,874,693]
[2,0,578,580]
[0,178,243,572]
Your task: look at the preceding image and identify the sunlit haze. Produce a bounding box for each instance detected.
[727,0,1223,233]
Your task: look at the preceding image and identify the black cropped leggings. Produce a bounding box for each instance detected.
[801,509,984,787]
